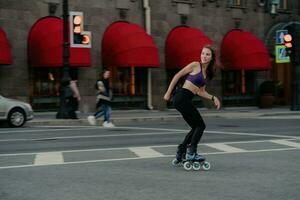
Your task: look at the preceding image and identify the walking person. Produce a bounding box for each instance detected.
[56,69,81,119]
[69,79,81,119]
[163,45,220,166]
[87,68,115,127]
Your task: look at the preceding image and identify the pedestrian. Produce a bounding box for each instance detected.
[163,45,221,164]
[87,68,115,127]
[56,69,81,119]
[68,68,81,119]
[69,79,81,119]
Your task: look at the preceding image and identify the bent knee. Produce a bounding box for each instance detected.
[195,122,206,130]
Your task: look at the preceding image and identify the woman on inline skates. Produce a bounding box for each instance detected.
[163,45,221,170]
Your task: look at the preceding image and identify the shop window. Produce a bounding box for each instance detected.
[29,68,61,110]
[222,70,256,106]
[227,0,245,7]
[110,67,147,108]
[222,71,240,96]
[278,0,288,10]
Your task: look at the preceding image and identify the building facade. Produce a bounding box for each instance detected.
[0,0,299,112]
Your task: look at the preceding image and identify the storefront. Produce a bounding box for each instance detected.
[165,26,213,107]
[27,16,91,111]
[102,21,160,109]
[264,22,300,107]
[221,29,272,106]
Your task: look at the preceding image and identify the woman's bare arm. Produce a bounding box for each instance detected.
[163,62,197,101]
[197,86,220,109]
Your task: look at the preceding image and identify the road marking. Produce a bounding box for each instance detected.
[0,127,100,134]
[0,126,183,134]
[0,147,299,170]
[34,152,64,165]
[205,143,247,153]
[1,127,298,142]
[206,130,299,139]
[129,147,164,158]
[1,138,299,157]
[270,140,300,148]
[258,116,300,119]
[0,131,186,142]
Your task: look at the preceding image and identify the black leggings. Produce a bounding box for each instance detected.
[173,88,206,152]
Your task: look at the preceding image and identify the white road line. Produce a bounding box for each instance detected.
[270,140,300,148]
[1,138,299,157]
[1,128,298,143]
[0,131,186,142]
[34,152,64,165]
[205,143,247,153]
[1,147,299,170]
[0,126,184,134]
[129,147,164,158]
[0,126,299,141]
[258,116,300,119]
[206,130,299,139]
[0,127,99,134]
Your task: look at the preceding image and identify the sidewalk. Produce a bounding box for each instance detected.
[28,107,300,126]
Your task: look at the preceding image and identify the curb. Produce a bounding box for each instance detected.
[26,109,300,126]
[27,115,183,126]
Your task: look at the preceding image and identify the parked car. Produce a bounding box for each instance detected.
[0,95,34,127]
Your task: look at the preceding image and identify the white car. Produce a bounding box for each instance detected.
[0,95,34,127]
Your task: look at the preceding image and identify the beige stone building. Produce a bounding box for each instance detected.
[0,0,299,112]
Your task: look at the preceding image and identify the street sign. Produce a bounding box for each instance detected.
[276,30,288,44]
[275,45,290,63]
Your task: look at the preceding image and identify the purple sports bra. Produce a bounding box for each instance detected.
[186,65,206,87]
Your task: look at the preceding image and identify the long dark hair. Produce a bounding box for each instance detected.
[202,45,216,80]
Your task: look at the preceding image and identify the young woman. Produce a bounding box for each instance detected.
[87,68,115,127]
[164,45,221,165]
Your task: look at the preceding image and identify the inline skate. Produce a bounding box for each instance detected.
[183,149,211,171]
[171,145,186,166]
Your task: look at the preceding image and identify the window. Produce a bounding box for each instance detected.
[227,0,244,7]
[222,70,256,106]
[29,68,61,110]
[172,0,195,4]
[109,67,147,108]
[278,0,288,10]
[111,67,146,97]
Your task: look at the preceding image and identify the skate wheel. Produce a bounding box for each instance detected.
[192,162,201,171]
[183,162,193,171]
[202,161,211,171]
[171,158,180,166]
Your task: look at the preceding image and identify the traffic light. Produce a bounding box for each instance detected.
[69,11,91,48]
[283,33,293,56]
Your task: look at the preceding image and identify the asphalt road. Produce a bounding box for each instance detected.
[0,116,299,200]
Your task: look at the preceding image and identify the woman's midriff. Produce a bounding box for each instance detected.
[182,80,200,95]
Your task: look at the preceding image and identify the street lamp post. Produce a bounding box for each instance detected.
[56,0,72,118]
[268,1,300,110]
[289,24,300,111]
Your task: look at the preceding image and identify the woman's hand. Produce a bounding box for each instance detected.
[163,92,171,101]
[212,96,221,110]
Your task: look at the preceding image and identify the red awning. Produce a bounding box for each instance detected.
[0,28,12,65]
[221,29,271,71]
[165,26,213,69]
[102,21,159,67]
[28,16,91,67]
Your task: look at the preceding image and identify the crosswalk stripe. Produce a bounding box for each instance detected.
[270,140,300,148]
[205,143,247,153]
[34,152,64,165]
[1,147,299,170]
[129,147,164,158]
